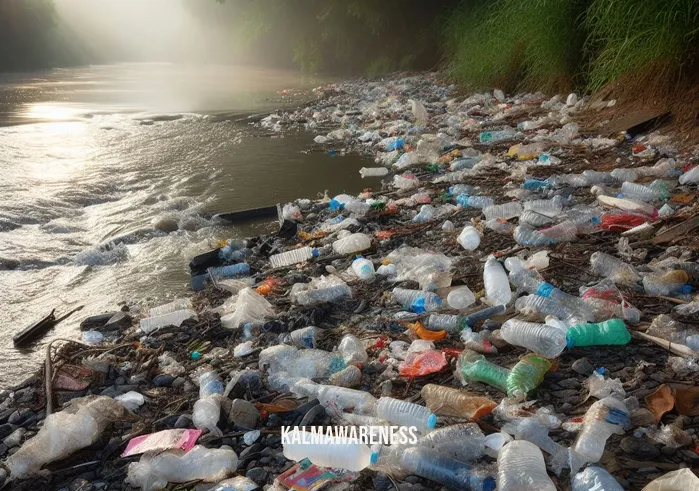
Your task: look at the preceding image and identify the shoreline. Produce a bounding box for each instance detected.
[2,72,699,490]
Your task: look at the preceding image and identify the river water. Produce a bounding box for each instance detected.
[0,63,377,387]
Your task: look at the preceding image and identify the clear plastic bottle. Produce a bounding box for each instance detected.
[270,247,319,268]
[299,383,377,413]
[420,384,496,420]
[457,194,494,209]
[566,319,631,348]
[392,287,443,313]
[509,269,590,320]
[500,319,567,358]
[294,284,352,305]
[523,196,563,217]
[413,204,436,223]
[479,128,516,144]
[679,165,699,184]
[371,445,496,491]
[596,195,656,216]
[332,233,372,255]
[571,396,630,467]
[506,354,552,400]
[590,252,641,284]
[497,440,556,491]
[456,350,509,393]
[282,430,372,472]
[211,476,259,491]
[514,294,581,326]
[260,347,346,379]
[610,168,639,182]
[425,313,464,333]
[450,157,481,171]
[286,326,318,348]
[359,167,389,178]
[540,220,578,241]
[458,226,481,250]
[449,184,476,195]
[502,417,567,462]
[513,225,556,246]
[193,372,224,436]
[344,199,372,215]
[572,466,624,491]
[149,298,192,317]
[338,334,368,366]
[351,257,376,281]
[139,309,198,334]
[621,181,662,202]
[418,423,485,462]
[447,286,476,309]
[583,170,615,184]
[375,396,436,430]
[643,269,691,296]
[210,263,251,279]
[484,257,512,306]
[483,202,523,221]
[519,210,555,227]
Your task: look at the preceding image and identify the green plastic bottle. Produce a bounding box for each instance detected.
[456,350,509,393]
[506,353,552,400]
[566,319,631,348]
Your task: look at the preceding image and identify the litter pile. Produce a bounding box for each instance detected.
[3,73,699,491]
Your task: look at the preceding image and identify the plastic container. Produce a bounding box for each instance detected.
[456,350,509,392]
[513,225,556,246]
[193,372,224,436]
[425,314,464,333]
[506,354,552,400]
[572,466,624,491]
[523,196,563,217]
[519,209,555,227]
[149,298,192,317]
[597,195,656,216]
[270,247,318,268]
[572,396,630,467]
[590,252,641,284]
[375,397,436,430]
[392,288,443,313]
[282,430,372,472]
[566,319,631,348]
[332,233,372,255]
[421,384,496,420]
[139,309,198,335]
[479,128,516,144]
[449,184,475,195]
[514,294,581,326]
[359,167,389,178]
[447,286,476,309]
[338,334,368,366]
[483,257,512,306]
[344,199,371,215]
[621,181,662,202]
[583,170,615,185]
[210,263,251,280]
[456,194,494,209]
[294,284,352,306]
[540,220,578,241]
[497,440,556,491]
[509,269,590,320]
[351,257,376,281]
[679,165,699,184]
[457,226,481,250]
[450,157,481,171]
[500,319,567,358]
[283,326,317,348]
[483,202,523,221]
[643,269,691,296]
[418,423,486,462]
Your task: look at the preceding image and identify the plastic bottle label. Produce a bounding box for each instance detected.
[604,407,630,428]
[536,283,556,297]
[411,297,426,313]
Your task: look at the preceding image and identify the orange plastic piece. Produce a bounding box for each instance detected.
[645,384,675,423]
[256,284,272,296]
[375,230,397,240]
[399,350,447,378]
[407,321,447,341]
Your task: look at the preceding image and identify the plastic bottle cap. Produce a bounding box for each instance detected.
[370,451,379,465]
[311,249,319,257]
[565,334,575,349]
[483,477,497,491]
[682,284,692,294]
[191,351,201,360]
[427,414,437,429]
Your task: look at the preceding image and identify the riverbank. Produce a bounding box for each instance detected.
[2,72,699,491]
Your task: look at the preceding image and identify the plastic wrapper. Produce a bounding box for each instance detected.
[282,203,303,222]
[122,429,201,457]
[399,349,447,377]
[386,246,453,291]
[584,371,625,400]
[220,287,275,328]
[641,469,699,491]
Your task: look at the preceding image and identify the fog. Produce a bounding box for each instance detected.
[55,0,243,65]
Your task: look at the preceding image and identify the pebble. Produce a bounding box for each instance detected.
[0,423,16,440]
[558,378,581,390]
[0,468,6,488]
[171,377,186,389]
[3,427,25,448]
[552,389,579,399]
[572,358,594,375]
[239,443,263,460]
[229,399,260,430]
[8,409,31,426]
[680,449,699,461]
[299,404,325,426]
[631,409,657,427]
[105,311,131,330]
[660,446,676,456]
[152,374,175,387]
[69,478,94,491]
[174,414,192,429]
[620,437,660,459]
[246,467,270,484]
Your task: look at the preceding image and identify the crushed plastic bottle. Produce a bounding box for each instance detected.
[332,233,372,255]
[621,181,662,202]
[500,319,567,358]
[590,251,642,284]
[193,371,224,436]
[483,202,523,221]
[149,298,192,317]
[570,396,630,469]
[447,286,476,309]
[420,384,496,420]
[418,423,486,462]
[506,354,552,400]
[270,247,319,268]
[282,430,372,472]
[140,309,198,335]
[338,334,368,366]
[456,350,509,393]
[351,257,376,281]
[484,257,512,306]
[479,128,516,144]
[456,194,494,209]
[497,440,556,491]
[509,269,590,320]
[566,319,631,348]
[523,196,563,217]
[457,226,481,250]
[572,466,624,491]
[392,287,443,313]
[643,269,691,296]
[359,167,389,178]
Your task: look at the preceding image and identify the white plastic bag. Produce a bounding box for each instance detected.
[642,469,699,491]
[220,288,275,329]
[282,203,303,222]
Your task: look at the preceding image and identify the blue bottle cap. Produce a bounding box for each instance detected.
[311,249,320,257]
[566,333,575,349]
[191,351,201,360]
[483,476,497,491]
[370,451,379,465]
[682,284,692,294]
[594,367,606,375]
[427,414,437,429]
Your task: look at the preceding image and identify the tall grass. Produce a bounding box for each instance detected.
[584,0,699,92]
[444,0,585,93]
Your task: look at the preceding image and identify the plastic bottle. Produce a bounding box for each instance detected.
[514,295,581,326]
[519,209,555,227]
[642,269,691,296]
[351,257,376,281]
[457,194,494,209]
[442,220,456,231]
[566,319,631,348]
[509,269,590,320]
[344,199,371,215]
[502,417,567,465]
[513,225,556,246]
[456,350,509,393]
[425,314,464,333]
[596,195,656,217]
[210,263,251,280]
[421,384,496,420]
[449,184,475,195]
[500,319,567,358]
[392,288,443,313]
[413,204,436,223]
[332,233,372,255]
[296,382,377,413]
[450,157,481,171]
[540,220,578,241]
[338,334,368,366]
[506,354,552,400]
[375,397,436,430]
[211,476,260,491]
[294,284,352,305]
[359,167,389,178]
[270,247,319,268]
[457,226,481,250]
[281,326,317,348]
[447,286,476,309]
[219,246,248,263]
[572,466,624,491]
[126,445,238,491]
[193,371,224,436]
[479,128,516,144]
[611,168,639,182]
[571,396,630,467]
[523,196,563,217]
[679,165,699,184]
[418,423,486,462]
[621,181,662,202]
[589,252,641,284]
[282,430,372,472]
[149,298,192,317]
[583,170,615,185]
[371,445,496,491]
[497,440,556,491]
[483,202,523,221]
[483,257,512,306]
[139,309,198,334]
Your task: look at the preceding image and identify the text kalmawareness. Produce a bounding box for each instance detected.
[281,426,419,445]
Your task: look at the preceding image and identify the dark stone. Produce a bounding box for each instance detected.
[373,473,394,491]
[299,405,325,427]
[105,311,131,330]
[8,409,31,426]
[572,358,594,376]
[681,449,699,461]
[559,403,573,413]
[14,387,37,404]
[259,456,271,465]
[404,476,420,484]
[171,377,186,390]
[552,389,579,399]
[246,467,269,484]
[228,399,260,430]
[153,374,175,387]
[620,437,660,459]
[0,444,8,456]
[174,415,192,429]
[266,414,282,428]
[69,478,94,491]
[237,371,263,397]
[239,443,263,460]
[558,378,582,390]
[0,424,16,440]
[660,446,677,456]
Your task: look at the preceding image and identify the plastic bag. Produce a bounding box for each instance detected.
[584,371,625,400]
[399,349,447,377]
[641,469,699,491]
[387,246,453,291]
[282,203,303,222]
[409,99,428,126]
[220,288,275,329]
